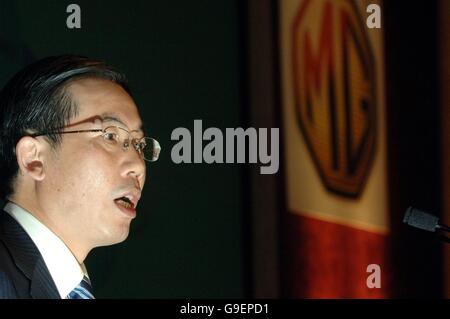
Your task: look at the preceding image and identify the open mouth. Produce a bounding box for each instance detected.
[114,196,135,210]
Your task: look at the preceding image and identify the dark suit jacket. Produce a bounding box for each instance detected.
[0,210,60,299]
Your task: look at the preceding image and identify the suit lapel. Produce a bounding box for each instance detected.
[0,211,60,299]
[30,258,61,299]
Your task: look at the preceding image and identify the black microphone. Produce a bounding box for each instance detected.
[403,207,450,233]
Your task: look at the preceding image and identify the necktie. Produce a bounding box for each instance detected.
[67,276,95,299]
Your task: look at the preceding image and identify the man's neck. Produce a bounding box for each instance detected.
[6,195,90,264]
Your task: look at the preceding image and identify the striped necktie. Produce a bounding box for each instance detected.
[67,276,95,299]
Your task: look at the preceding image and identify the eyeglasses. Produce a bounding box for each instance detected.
[29,126,161,162]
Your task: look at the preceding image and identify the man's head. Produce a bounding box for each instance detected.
[0,55,147,258]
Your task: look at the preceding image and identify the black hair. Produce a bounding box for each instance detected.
[0,54,131,199]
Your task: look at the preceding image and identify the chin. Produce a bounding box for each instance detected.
[99,224,131,246]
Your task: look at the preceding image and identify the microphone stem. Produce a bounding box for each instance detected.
[436,224,450,233]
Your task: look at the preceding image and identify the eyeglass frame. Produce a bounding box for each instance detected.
[27,125,161,162]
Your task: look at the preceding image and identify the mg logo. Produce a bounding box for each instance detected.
[292,0,377,197]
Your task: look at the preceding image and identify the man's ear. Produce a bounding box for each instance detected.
[15,136,46,181]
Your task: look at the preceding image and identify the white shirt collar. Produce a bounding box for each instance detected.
[4,202,89,299]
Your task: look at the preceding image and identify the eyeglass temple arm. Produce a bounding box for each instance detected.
[29,129,104,137]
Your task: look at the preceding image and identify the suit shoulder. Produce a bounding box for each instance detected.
[0,243,18,298]
[0,239,19,298]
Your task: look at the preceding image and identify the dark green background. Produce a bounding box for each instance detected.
[0,0,245,298]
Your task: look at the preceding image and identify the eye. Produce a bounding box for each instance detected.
[103,132,119,143]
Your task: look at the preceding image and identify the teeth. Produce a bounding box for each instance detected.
[115,198,133,209]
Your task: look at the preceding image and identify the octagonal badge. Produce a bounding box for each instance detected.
[292,0,377,197]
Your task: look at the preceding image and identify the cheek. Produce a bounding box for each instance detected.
[48,142,117,202]
[79,144,117,190]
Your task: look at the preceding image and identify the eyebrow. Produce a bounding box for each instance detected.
[100,112,144,134]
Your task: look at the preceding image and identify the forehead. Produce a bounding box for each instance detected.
[66,78,143,131]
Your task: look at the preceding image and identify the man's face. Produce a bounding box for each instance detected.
[40,78,146,249]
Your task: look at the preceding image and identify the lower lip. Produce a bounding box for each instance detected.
[114,202,136,218]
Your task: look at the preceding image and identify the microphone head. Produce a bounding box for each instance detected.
[403,207,439,232]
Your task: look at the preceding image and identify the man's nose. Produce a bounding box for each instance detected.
[121,150,146,188]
